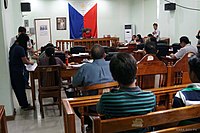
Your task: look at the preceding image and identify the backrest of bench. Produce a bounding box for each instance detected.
[92,104,200,133]
[83,81,119,95]
[62,84,189,133]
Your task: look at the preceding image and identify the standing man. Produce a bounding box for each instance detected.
[152,23,160,42]
[9,33,34,110]
[10,26,32,48]
[10,26,32,89]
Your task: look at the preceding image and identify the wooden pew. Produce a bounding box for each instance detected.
[62,84,188,133]
[137,54,168,89]
[0,106,8,133]
[73,81,119,133]
[91,104,200,133]
[168,53,193,86]
[146,84,187,110]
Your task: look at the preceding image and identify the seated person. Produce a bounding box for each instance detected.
[72,44,113,95]
[129,35,136,44]
[38,47,66,69]
[37,43,57,62]
[72,44,113,132]
[170,36,198,59]
[172,53,200,125]
[144,41,157,55]
[82,29,92,39]
[147,33,157,44]
[97,53,156,132]
[135,34,144,44]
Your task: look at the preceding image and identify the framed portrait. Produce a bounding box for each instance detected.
[56,17,66,30]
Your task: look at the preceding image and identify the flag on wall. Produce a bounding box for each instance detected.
[68,2,97,39]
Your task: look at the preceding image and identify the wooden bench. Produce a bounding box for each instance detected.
[69,81,119,132]
[167,53,193,86]
[0,106,8,133]
[91,104,200,133]
[62,84,188,133]
[137,54,168,89]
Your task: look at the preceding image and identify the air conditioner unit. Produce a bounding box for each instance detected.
[124,24,136,43]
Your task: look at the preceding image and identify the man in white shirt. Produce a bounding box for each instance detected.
[170,36,198,59]
[152,23,160,42]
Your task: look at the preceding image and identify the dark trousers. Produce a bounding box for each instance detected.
[10,69,29,107]
[24,68,29,86]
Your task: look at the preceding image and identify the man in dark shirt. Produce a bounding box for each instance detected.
[9,34,34,110]
[97,53,156,132]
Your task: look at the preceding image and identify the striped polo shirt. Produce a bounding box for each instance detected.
[173,83,200,108]
[96,86,156,118]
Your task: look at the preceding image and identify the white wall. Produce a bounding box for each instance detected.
[21,0,134,46]
[159,0,200,44]
[131,0,157,36]
[19,0,200,46]
[0,0,23,116]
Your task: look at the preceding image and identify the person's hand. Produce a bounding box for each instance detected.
[29,61,34,65]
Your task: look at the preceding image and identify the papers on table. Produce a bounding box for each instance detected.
[26,63,38,71]
[166,55,172,58]
[72,53,89,57]
[68,63,85,68]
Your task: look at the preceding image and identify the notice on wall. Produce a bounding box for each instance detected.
[34,18,52,49]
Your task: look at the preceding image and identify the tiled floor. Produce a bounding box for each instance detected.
[7,85,82,133]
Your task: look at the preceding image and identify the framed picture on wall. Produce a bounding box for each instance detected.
[24,20,29,27]
[56,17,66,30]
[34,18,52,49]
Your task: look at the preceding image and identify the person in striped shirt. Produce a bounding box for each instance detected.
[96,53,156,132]
[173,53,200,108]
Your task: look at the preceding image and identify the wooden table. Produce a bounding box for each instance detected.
[29,67,78,109]
[68,55,91,64]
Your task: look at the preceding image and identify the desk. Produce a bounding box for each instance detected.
[30,67,78,109]
[68,55,91,64]
[116,47,134,53]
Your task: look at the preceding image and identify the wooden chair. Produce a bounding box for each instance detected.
[0,106,8,133]
[137,54,168,89]
[168,53,193,86]
[37,65,62,118]
[91,104,200,133]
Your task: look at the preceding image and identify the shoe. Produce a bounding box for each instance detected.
[21,104,34,111]
[26,85,31,89]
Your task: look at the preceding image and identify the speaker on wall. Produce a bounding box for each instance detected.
[21,3,31,12]
[165,3,176,11]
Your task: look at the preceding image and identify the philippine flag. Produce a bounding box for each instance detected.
[68,2,97,39]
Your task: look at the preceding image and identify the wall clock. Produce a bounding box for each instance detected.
[4,0,8,9]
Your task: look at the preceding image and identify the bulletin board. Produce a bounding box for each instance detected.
[34,18,52,49]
